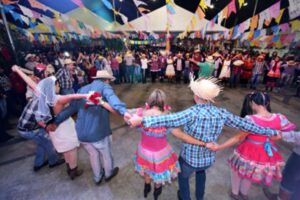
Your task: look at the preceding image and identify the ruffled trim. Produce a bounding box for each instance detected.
[133,154,180,185]
[228,151,284,185]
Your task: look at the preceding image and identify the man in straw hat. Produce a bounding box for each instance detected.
[55,58,75,95]
[250,55,268,89]
[129,76,281,200]
[24,54,36,71]
[53,70,129,185]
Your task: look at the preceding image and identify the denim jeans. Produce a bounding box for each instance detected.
[178,157,210,200]
[112,69,120,84]
[250,74,261,88]
[19,128,59,167]
[60,88,74,95]
[141,68,147,83]
[82,135,114,182]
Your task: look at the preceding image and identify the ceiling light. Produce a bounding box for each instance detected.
[243,2,248,6]
[119,0,123,2]
[209,4,214,9]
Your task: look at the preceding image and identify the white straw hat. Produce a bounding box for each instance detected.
[92,70,116,81]
[189,76,222,103]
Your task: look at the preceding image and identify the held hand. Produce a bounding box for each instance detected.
[12,65,19,72]
[128,114,143,127]
[46,124,57,132]
[123,112,132,125]
[206,142,220,151]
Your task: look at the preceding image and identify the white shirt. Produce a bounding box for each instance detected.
[141,58,148,69]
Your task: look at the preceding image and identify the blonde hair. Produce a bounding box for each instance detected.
[147,89,166,111]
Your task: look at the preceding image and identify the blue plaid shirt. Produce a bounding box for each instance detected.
[142,104,278,168]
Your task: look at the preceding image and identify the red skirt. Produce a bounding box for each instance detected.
[229,139,284,185]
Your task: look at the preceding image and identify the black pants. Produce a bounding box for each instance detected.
[176,70,182,83]
[151,71,158,83]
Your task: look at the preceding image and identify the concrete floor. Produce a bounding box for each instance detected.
[0,82,299,200]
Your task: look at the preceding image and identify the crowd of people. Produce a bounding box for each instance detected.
[0,46,299,200]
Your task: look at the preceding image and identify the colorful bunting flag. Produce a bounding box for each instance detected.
[28,0,47,11]
[228,0,237,17]
[196,7,206,19]
[275,9,285,24]
[222,6,228,19]
[290,20,300,32]
[268,2,280,19]
[280,23,290,32]
[253,30,260,39]
[250,15,258,30]
[238,0,245,8]
[199,0,208,11]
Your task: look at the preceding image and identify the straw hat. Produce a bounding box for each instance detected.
[233,60,244,66]
[212,52,221,57]
[25,54,34,61]
[287,60,296,66]
[194,49,200,53]
[64,58,75,65]
[189,77,222,103]
[92,70,116,81]
[206,56,214,63]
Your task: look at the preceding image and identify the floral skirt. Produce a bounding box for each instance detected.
[133,143,180,184]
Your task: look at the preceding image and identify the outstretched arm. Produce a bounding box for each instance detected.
[171,128,206,146]
[12,65,37,92]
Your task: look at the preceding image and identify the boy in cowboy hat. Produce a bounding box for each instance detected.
[129,77,281,200]
[53,70,129,185]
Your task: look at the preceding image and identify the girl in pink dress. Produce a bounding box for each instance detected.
[207,91,296,200]
[129,89,207,200]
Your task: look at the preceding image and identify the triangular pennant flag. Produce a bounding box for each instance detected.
[271,25,279,33]
[253,29,260,39]
[196,7,206,19]
[272,35,280,42]
[290,20,300,32]
[199,0,208,11]
[280,23,290,32]
[268,2,280,19]
[228,0,237,16]
[238,0,245,8]
[250,15,258,30]
[275,9,285,24]
[222,6,228,19]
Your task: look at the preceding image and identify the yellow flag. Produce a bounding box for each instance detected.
[199,0,208,11]
[238,0,245,8]
[290,20,300,32]
[191,15,197,29]
[275,9,285,24]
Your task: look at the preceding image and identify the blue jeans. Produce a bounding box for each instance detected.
[178,157,209,200]
[19,128,59,167]
[112,69,120,84]
[250,74,261,88]
[60,88,74,95]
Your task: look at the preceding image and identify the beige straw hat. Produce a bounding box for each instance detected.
[189,76,222,103]
[92,70,116,81]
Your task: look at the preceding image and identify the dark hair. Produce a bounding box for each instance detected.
[240,92,271,118]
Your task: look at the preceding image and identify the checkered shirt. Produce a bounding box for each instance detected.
[142,104,278,168]
[55,67,73,89]
[18,97,50,131]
